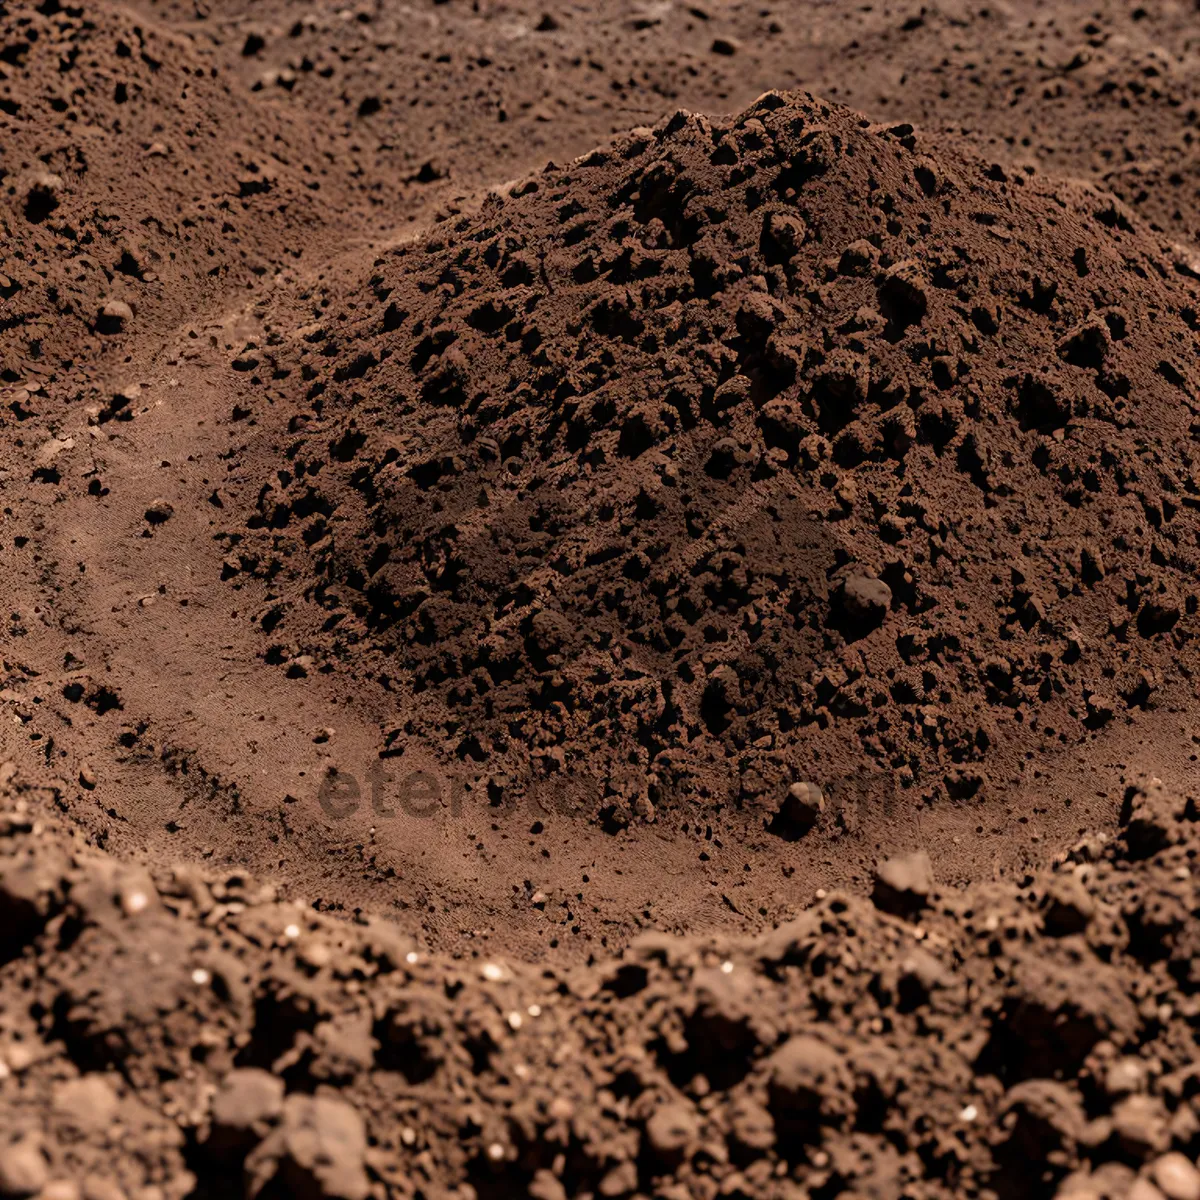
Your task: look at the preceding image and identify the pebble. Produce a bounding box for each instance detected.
[1105,1056,1148,1098]
[872,850,934,918]
[81,1179,126,1200]
[598,1160,637,1197]
[143,500,175,526]
[244,1094,369,1200]
[38,1184,82,1200]
[120,888,151,917]
[0,1133,48,1197]
[53,1075,118,1134]
[773,780,824,838]
[645,1101,700,1162]
[210,1067,285,1142]
[97,299,133,332]
[1130,1182,1169,1200]
[768,1034,854,1124]
[841,572,892,621]
[528,1170,568,1200]
[1112,1094,1171,1159]
[1150,1153,1200,1200]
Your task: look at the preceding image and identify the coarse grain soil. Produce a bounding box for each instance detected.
[3,2,1200,1198]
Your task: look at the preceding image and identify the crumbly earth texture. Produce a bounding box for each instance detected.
[2,761,1200,1200]
[6,0,1200,955]
[235,91,1200,848]
[4,1,1200,1196]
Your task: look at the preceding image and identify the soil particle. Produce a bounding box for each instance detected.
[872,850,935,918]
[244,1094,370,1200]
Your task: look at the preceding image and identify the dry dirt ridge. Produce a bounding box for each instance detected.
[0,763,1199,1200]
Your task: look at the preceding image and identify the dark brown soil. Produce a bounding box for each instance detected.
[3,1,1200,1197]
[229,91,1200,916]
[2,753,1200,1200]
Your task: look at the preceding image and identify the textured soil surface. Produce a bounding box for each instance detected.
[3,1,1200,1197]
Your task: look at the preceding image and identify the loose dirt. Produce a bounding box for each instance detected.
[3,2,1200,1198]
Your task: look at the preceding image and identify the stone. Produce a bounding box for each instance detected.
[645,1100,700,1165]
[97,300,134,333]
[1042,872,1095,936]
[144,500,175,526]
[872,851,934,918]
[210,1068,285,1156]
[770,781,824,840]
[0,1133,48,1197]
[1112,1094,1170,1160]
[245,1094,370,1200]
[53,1075,119,1134]
[767,1034,854,1129]
[1150,1153,1200,1200]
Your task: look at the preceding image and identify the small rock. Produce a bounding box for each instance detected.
[82,1179,126,1200]
[878,261,929,331]
[39,1183,82,1200]
[527,1171,568,1200]
[1129,1183,1169,1200]
[769,781,824,840]
[1150,1153,1200,1200]
[34,437,72,468]
[843,573,891,618]
[597,1160,637,1198]
[1042,872,1095,936]
[245,1094,370,1200]
[144,500,174,526]
[1120,779,1185,860]
[53,1075,119,1134]
[838,240,879,276]
[0,1132,48,1197]
[897,947,948,1006]
[96,300,133,334]
[24,172,62,223]
[729,1097,775,1152]
[210,1068,285,1157]
[1112,1094,1170,1160]
[872,851,934,918]
[764,212,807,258]
[767,1034,854,1129]
[1000,1079,1086,1160]
[831,572,892,639]
[1057,1163,1138,1198]
[1104,1057,1148,1099]
[1085,692,1116,727]
[645,1100,700,1165]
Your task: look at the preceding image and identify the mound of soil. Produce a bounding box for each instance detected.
[2,759,1199,1200]
[231,91,1200,844]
